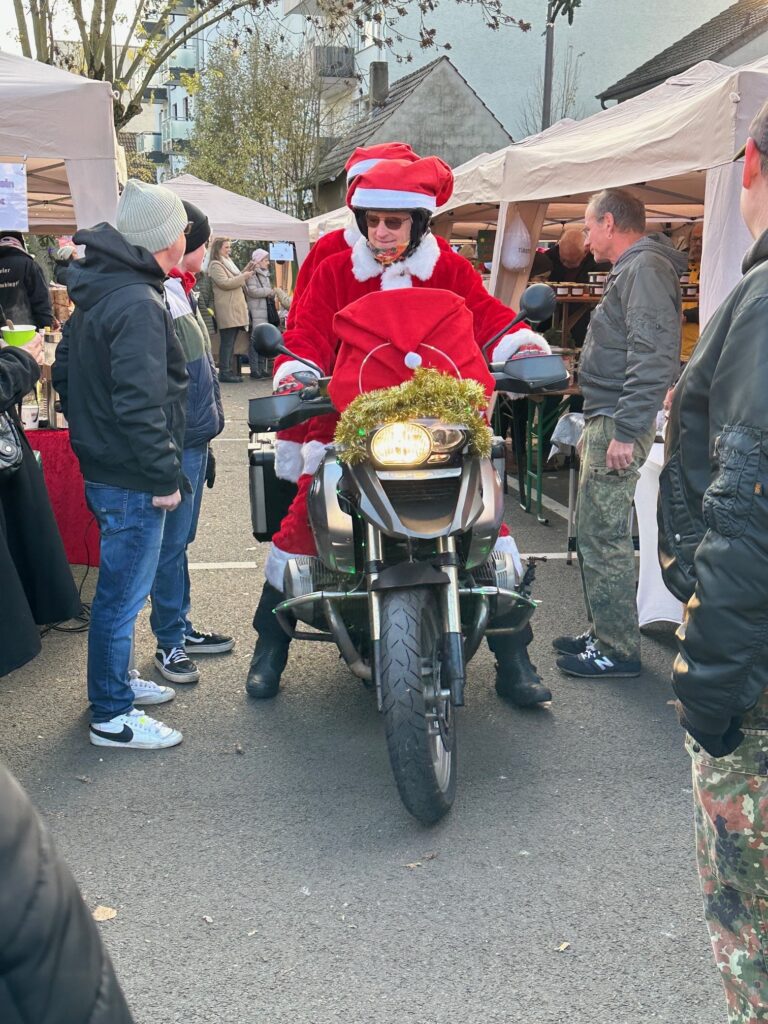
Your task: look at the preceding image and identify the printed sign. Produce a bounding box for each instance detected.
[269,242,294,262]
[0,164,28,232]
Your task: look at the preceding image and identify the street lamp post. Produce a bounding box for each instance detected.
[541,0,555,131]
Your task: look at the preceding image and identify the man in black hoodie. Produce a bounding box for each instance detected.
[53,179,189,750]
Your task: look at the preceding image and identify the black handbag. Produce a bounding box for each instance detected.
[265,295,281,328]
[0,410,24,479]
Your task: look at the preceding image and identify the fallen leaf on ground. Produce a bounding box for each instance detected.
[92,905,117,922]
[422,852,438,861]
[202,915,214,924]
[404,861,422,869]
[247,930,257,937]
[235,743,244,754]
[75,775,92,784]
[556,942,571,952]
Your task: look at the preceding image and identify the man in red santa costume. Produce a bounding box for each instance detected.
[277,141,451,484]
[247,155,553,708]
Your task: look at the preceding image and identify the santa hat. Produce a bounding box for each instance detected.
[345,142,419,183]
[329,289,494,413]
[347,156,454,213]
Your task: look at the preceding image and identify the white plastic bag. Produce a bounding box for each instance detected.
[501,210,532,271]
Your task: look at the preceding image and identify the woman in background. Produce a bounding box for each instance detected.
[244,248,291,379]
[207,238,252,383]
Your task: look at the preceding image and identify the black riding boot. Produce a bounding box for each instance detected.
[487,623,552,707]
[246,582,294,699]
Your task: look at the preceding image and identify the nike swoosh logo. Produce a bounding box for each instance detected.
[89,724,134,743]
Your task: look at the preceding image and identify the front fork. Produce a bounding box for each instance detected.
[365,522,385,710]
[365,526,466,710]
[436,536,466,707]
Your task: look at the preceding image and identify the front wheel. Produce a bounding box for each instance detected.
[379,588,457,824]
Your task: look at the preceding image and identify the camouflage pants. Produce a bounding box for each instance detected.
[689,688,768,1022]
[575,415,654,660]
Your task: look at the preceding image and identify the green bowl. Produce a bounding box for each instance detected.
[1,325,37,346]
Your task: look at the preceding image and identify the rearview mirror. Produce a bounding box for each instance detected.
[251,323,285,357]
[518,283,557,325]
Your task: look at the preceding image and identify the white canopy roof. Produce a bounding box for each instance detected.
[441,57,768,323]
[164,174,309,263]
[0,49,121,232]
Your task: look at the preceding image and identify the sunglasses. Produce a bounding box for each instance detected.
[365,212,412,231]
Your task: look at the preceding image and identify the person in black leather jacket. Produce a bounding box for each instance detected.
[658,99,768,1024]
[0,763,134,1022]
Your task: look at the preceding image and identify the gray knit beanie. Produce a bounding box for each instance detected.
[116,179,188,253]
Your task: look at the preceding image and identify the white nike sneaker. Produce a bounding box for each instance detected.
[128,669,175,706]
[89,708,183,749]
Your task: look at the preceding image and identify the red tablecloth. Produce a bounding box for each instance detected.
[26,428,100,566]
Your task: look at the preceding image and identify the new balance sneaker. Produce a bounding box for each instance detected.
[184,628,235,655]
[128,669,175,706]
[154,646,200,683]
[557,639,641,679]
[89,708,182,749]
[552,629,595,656]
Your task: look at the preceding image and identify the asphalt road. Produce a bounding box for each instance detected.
[1,381,725,1024]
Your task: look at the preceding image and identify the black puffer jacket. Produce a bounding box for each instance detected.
[0,765,134,1023]
[659,227,768,736]
[52,223,187,497]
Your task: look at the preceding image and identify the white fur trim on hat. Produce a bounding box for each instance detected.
[346,157,382,182]
[301,440,330,478]
[275,439,303,483]
[351,186,437,211]
[491,329,551,363]
[273,359,321,389]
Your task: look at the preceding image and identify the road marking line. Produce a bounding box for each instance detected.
[505,476,571,520]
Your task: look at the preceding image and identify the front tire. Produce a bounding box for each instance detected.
[379,588,457,824]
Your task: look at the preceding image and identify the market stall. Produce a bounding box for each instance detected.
[0,50,123,232]
[441,57,768,324]
[163,174,310,265]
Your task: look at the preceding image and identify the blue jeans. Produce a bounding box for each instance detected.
[150,445,208,650]
[85,483,166,722]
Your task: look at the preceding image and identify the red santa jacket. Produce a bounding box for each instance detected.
[276,234,520,386]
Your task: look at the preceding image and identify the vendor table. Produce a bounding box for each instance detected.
[555,293,599,346]
[26,429,100,567]
[634,442,683,627]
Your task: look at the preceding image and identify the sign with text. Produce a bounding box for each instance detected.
[0,164,28,232]
[269,242,294,262]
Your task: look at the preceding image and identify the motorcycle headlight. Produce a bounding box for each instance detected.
[430,425,466,452]
[371,422,432,467]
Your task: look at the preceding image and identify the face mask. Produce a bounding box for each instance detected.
[368,241,409,266]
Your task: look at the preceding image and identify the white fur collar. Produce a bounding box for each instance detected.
[350,232,441,290]
[343,223,362,247]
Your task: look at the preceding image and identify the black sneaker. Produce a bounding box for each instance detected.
[552,629,594,656]
[154,646,200,684]
[184,628,235,655]
[556,640,641,679]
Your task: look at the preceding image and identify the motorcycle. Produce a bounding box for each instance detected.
[248,284,566,824]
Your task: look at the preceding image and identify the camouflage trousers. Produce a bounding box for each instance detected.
[575,415,654,660]
[689,688,768,1022]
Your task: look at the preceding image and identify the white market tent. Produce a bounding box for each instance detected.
[0,49,122,232]
[164,174,310,264]
[442,57,768,326]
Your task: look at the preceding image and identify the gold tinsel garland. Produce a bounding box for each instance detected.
[334,368,492,465]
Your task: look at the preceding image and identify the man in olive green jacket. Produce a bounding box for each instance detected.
[554,188,685,678]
